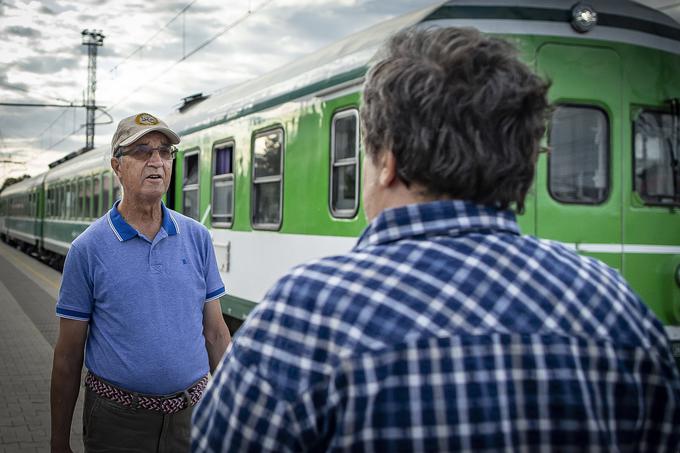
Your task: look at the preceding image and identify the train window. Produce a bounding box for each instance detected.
[59,185,65,218]
[55,186,60,218]
[74,181,79,218]
[548,105,609,204]
[330,109,360,217]
[102,173,111,215]
[49,188,55,217]
[252,128,284,229]
[633,109,680,206]
[183,150,200,221]
[93,176,100,218]
[69,181,76,218]
[211,142,234,227]
[85,178,92,219]
[76,179,83,218]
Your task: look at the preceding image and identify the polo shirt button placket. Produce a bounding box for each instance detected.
[150,246,163,274]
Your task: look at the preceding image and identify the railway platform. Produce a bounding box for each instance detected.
[0,241,83,453]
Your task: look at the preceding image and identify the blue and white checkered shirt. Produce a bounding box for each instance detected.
[193,200,680,452]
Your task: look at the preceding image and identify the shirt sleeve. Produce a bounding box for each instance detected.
[55,243,93,321]
[203,229,226,302]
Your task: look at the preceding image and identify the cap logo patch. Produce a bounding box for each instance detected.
[135,113,159,126]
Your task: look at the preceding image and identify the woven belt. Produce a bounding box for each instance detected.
[85,371,209,415]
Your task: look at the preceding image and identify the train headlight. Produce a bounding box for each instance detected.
[571,3,598,33]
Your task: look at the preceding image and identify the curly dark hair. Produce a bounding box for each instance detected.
[361,27,551,212]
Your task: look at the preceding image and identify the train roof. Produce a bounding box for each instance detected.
[168,0,680,139]
[44,146,109,185]
[0,171,46,197]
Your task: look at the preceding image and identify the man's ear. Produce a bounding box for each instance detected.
[378,150,398,187]
[110,157,120,178]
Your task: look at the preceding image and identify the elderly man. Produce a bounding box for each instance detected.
[50,113,231,453]
[192,27,680,452]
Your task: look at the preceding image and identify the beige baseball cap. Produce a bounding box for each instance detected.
[111,112,180,156]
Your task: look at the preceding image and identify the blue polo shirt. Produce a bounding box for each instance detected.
[56,200,226,395]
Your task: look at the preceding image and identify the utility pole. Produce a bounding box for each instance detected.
[81,29,105,151]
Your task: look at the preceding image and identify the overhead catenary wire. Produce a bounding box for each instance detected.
[659,2,680,10]
[47,124,86,151]
[38,109,70,140]
[49,0,275,151]
[108,0,199,74]
[101,0,275,114]
[41,1,199,150]
[43,0,199,151]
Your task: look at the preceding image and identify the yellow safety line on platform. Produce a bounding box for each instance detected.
[0,246,60,291]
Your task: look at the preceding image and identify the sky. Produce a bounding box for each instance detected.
[0,0,678,185]
[0,0,438,183]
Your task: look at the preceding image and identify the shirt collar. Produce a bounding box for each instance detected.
[107,199,178,242]
[355,200,520,250]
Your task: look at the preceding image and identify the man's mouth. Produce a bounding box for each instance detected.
[146,175,163,180]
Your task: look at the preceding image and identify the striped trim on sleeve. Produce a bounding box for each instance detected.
[206,286,226,302]
[56,306,90,321]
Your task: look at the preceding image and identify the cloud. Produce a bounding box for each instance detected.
[0,71,30,94]
[4,24,41,38]
[14,55,80,74]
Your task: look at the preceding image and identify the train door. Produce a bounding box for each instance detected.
[166,159,177,210]
[623,49,680,325]
[535,43,622,270]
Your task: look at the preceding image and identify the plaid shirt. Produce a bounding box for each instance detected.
[192,200,680,452]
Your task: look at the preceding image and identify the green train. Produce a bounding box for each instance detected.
[1,0,679,344]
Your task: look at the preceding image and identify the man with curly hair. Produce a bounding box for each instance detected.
[193,27,680,452]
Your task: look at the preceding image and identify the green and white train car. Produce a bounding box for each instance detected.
[0,172,45,251]
[41,148,121,258]
[0,0,679,344]
[165,0,680,335]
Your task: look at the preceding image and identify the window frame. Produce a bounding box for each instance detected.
[84,176,92,219]
[631,106,680,207]
[59,184,65,219]
[251,126,285,231]
[211,139,235,228]
[70,180,77,219]
[329,108,360,218]
[547,103,611,205]
[182,148,201,221]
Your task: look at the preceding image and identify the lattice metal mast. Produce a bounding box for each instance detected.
[81,29,105,151]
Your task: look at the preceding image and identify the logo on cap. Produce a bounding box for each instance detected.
[135,113,159,126]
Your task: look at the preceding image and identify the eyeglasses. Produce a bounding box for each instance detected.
[116,144,178,161]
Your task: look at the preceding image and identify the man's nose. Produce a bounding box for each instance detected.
[147,149,164,166]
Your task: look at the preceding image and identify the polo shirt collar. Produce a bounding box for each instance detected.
[107,200,179,242]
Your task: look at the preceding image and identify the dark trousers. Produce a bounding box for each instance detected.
[83,388,192,453]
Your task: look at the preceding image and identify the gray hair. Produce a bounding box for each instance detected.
[361,27,550,212]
